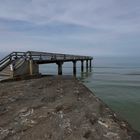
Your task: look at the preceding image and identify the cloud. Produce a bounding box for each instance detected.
[0,0,140,31]
[0,0,140,56]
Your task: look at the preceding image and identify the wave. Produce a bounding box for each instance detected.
[93,72,120,75]
[125,73,140,76]
[94,66,140,69]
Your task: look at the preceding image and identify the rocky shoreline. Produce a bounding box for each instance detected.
[0,76,140,140]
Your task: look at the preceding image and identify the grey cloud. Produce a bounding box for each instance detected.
[0,0,140,32]
[0,0,140,56]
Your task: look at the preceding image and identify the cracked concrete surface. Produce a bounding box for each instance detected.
[0,76,140,140]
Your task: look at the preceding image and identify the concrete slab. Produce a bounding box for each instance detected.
[0,76,140,140]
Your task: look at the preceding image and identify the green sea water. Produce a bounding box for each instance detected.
[81,57,140,132]
[39,56,140,132]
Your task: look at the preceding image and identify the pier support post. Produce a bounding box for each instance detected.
[11,59,39,77]
[29,60,39,76]
[57,62,63,75]
[29,59,33,75]
[73,61,77,76]
[90,59,92,68]
[81,60,84,72]
[86,60,89,69]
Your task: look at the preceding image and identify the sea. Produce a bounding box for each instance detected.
[0,55,140,132]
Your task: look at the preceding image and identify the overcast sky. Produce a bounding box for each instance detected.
[0,0,140,57]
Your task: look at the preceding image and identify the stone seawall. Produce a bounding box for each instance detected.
[0,76,140,140]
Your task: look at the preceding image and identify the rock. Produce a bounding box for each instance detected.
[104,132,120,139]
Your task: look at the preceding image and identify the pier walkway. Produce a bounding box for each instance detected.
[0,51,93,77]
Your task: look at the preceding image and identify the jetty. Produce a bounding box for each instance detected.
[0,76,140,140]
[0,51,93,77]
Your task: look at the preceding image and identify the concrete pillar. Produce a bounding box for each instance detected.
[86,60,89,69]
[9,59,39,77]
[81,60,84,72]
[29,59,33,75]
[73,61,77,76]
[9,63,14,77]
[90,59,92,68]
[29,60,39,76]
[57,62,63,75]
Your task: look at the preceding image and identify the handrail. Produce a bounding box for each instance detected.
[0,52,14,65]
[0,51,93,62]
[0,51,93,71]
[0,52,26,64]
[0,52,27,71]
[27,51,92,58]
[25,51,93,60]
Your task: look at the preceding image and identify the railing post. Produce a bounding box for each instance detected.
[39,54,42,60]
[24,53,26,60]
[29,59,33,75]
[28,52,33,75]
[73,61,77,76]
[15,52,18,59]
[28,51,32,60]
[64,55,66,60]
[9,54,12,61]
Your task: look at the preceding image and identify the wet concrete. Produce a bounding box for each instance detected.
[0,76,140,140]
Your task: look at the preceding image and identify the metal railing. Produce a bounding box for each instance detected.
[0,51,93,71]
[27,51,93,61]
[0,52,26,71]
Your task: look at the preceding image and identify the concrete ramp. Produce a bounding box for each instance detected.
[0,76,139,140]
[0,52,27,77]
[0,52,39,77]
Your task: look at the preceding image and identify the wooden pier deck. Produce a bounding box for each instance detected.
[0,51,93,77]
